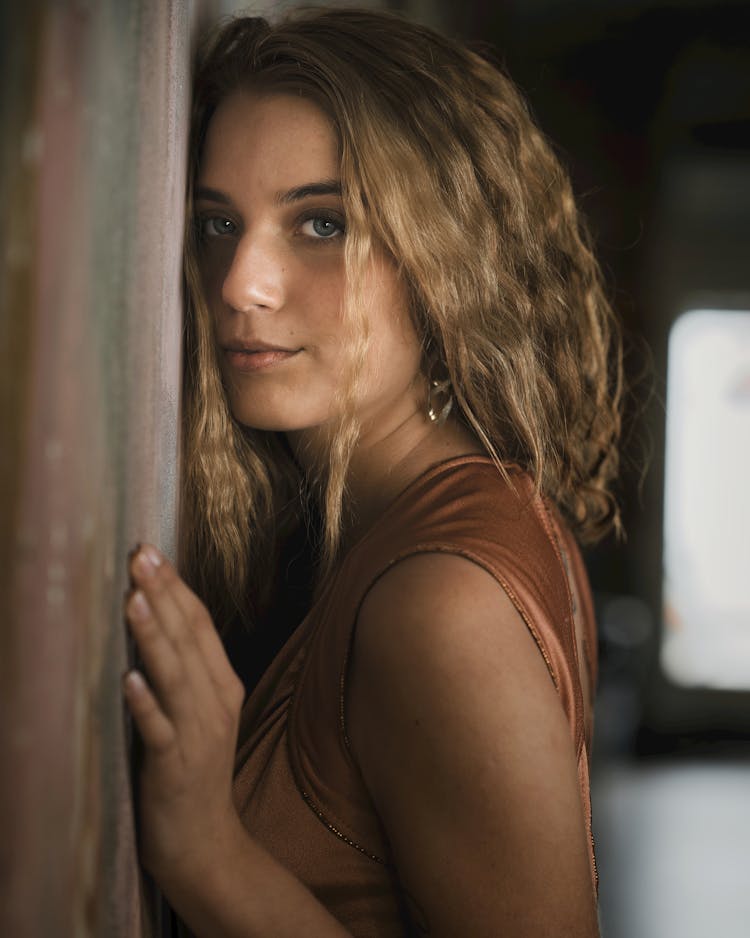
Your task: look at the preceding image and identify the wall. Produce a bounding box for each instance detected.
[1,2,198,934]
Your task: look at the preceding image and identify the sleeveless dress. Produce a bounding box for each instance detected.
[231,455,598,937]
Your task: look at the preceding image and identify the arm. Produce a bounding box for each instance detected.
[346,552,600,938]
[123,545,351,938]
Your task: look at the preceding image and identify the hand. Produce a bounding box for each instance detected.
[123,544,246,890]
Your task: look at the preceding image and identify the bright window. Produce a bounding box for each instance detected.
[661,308,750,689]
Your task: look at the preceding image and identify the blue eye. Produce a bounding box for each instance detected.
[300,215,344,239]
[200,216,237,238]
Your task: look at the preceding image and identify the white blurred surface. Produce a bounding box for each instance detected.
[661,309,750,690]
[594,759,750,938]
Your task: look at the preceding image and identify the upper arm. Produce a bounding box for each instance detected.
[346,552,599,938]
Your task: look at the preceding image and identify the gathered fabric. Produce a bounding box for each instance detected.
[232,455,598,937]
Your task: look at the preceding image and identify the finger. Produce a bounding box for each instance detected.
[125,579,240,737]
[130,547,196,646]
[129,550,219,701]
[125,587,214,727]
[122,669,177,754]
[130,546,244,707]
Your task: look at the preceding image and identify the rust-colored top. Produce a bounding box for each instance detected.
[232,456,598,937]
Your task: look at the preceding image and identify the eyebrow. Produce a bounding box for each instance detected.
[194,186,232,205]
[277,180,342,204]
[193,180,342,206]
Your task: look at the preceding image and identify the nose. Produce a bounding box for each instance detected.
[220,229,285,313]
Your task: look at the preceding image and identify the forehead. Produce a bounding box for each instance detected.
[198,91,340,187]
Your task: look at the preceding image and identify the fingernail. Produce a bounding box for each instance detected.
[122,669,146,693]
[141,545,162,568]
[134,546,161,578]
[128,590,150,619]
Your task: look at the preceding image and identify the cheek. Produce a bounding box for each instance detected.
[382,279,422,363]
[365,304,423,389]
[294,261,347,314]
[351,269,418,387]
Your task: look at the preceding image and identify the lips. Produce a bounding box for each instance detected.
[221,340,300,373]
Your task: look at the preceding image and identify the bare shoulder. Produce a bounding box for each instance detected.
[347,552,599,938]
[349,552,561,741]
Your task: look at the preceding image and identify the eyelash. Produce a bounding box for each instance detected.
[297,210,346,241]
[194,211,346,244]
[196,215,237,240]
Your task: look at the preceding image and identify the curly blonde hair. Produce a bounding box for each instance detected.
[181,7,622,630]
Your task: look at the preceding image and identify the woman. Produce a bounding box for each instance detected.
[123,8,621,937]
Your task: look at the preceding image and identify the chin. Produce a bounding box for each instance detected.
[229,403,331,434]
[233,413,300,433]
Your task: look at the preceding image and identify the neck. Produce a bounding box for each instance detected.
[287,403,483,550]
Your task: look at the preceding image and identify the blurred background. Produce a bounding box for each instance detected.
[2,0,749,935]
[437,4,750,936]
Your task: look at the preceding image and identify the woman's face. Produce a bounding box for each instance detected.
[195,91,423,436]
